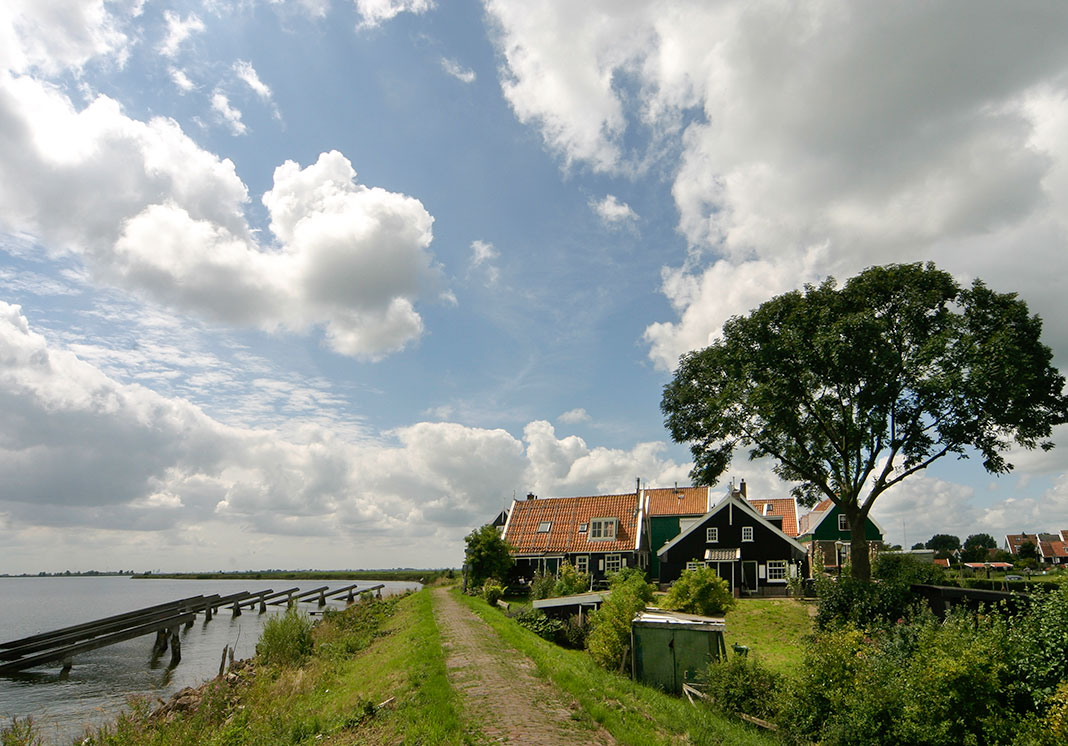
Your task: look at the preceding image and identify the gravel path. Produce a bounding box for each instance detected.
[432,588,616,745]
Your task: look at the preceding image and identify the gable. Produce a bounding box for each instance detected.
[657,492,807,558]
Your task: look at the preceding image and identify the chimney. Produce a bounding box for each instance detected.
[740,479,747,498]
[526,492,536,500]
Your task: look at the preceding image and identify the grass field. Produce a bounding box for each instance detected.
[722,597,814,677]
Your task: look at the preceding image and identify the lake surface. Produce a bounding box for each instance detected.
[0,576,419,744]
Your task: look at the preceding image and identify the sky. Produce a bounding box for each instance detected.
[2,1,1068,573]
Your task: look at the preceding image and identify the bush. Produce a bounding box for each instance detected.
[704,655,783,721]
[872,552,945,586]
[481,580,505,606]
[1008,584,1068,709]
[814,576,917,631]
[256,606,314,666]
[554,561,591,596]
[0,717,41,746]
[529,571,556,600]
[586,568,654,671]
[509,607,564,642]
[662,566,735,616]
[778,611,1016,746]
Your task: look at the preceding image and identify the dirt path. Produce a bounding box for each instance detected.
[432,588,616,745]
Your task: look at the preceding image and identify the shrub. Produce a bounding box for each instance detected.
[814,576,917,631]
[872,552,945,586]
[256,606,314,666]
[509,607,564,642]
[559,614,589,649]
[481,580,505,606]
[0,717,41,746]
[554,561,591,596]
[464,523,514,590]
[1008,584,1068,709]
[704,655,783,721]
[529,571,557,600]
[662,566,735,616]
[586,568,654,671]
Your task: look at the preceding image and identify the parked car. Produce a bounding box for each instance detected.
[1005,574,1024,581]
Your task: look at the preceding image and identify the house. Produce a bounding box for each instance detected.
[655,486,808,595]
[1006,533,1040,555]
[643,480,800,581]
[796,499,884,573]
[500,489,646,584]
[1040,540,1068,565]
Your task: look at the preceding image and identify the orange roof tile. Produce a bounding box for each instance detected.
[644,486,710,516]
[747,498,800,537]
[504,493,640,555]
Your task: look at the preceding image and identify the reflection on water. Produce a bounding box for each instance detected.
[0,576,418,744]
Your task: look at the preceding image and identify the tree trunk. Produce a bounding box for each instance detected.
[849,513,871,582]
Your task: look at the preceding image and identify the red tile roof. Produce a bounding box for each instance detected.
[747,498,800,537]
[934,558,950,568]
[1006,533,1039,554]
[503,493,640,555]
[644,486,710,516]
[797,499,834,535]
[1041,541,1068,559]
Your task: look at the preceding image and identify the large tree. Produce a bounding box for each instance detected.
[463,523,514,590]
[662,263,1068,581]
[962,532,998,562]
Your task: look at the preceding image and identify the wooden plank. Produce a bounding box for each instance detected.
[0,596,208,650]
[268,586,328,605]
[0,603,217,660]
[0,612,196,675]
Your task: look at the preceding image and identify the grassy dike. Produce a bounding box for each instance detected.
[455,591,778,746]
[4,588,469,746]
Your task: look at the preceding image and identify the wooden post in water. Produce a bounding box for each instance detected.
[346,587,355,605]
[205,605,213,622]
[259,598,267,613]
[152,629,169,655]
[168,627,181,667]
[318,590,327,607]
[232,599,241,618]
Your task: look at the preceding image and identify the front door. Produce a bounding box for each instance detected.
[742,561,758,593]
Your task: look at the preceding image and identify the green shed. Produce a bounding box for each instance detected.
[631,609,727,694]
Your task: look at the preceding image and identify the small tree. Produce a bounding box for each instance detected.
[1018,541,1039,561]
[586,568,654,671]
[662,566,735,616]
[464,524,514,591]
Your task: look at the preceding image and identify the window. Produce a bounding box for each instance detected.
[767,560,787,581]
[578,523,588,533]
[838,514,849,532]
[537,521,552,533]
[589,518,617,541]
[575,555,588,573]
[742,526,754,542]
[605,554,622,573]
[686,561,704,571]
[706,527,719,543]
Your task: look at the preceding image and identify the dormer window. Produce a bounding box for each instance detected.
[578,523,588,533]
[589,518,617,541]
[537,521,552,533]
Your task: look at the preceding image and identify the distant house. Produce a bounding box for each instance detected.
[655,487,807,595]
[1005,532,1068,564]
[1040,539,1068,565]
[796,499,884,573]
[1006,533,1040,555]
[500,490,645,584]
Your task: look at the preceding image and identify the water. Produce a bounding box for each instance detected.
[0,576,419,744]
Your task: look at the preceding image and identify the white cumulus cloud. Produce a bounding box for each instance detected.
[159,10,205,58]
[354,0,434,29]
[591,194,637,227]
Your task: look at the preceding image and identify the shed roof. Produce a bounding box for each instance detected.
[633,608,726,631]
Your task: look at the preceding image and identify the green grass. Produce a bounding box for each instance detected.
[722,597,813,678]
[68,589,468,745]
[456,590,778,746]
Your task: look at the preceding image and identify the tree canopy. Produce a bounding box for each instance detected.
[962,533,998,562]
[662,262,1068,581]
[463,523,514,590]
[925,534,961,552]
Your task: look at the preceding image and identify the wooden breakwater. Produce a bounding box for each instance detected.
[0,583,384,675]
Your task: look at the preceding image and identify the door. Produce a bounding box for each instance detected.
[742,561,758,593]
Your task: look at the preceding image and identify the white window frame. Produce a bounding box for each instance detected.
[605,554,622,573]
[589,518,618,541]
[537,521,552,533]
[767,560,787,582]
[686,561,704,571]
[742,526,754,542]
[838,514,849,532]
[706,527,719,543]
[575,555,589,574]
